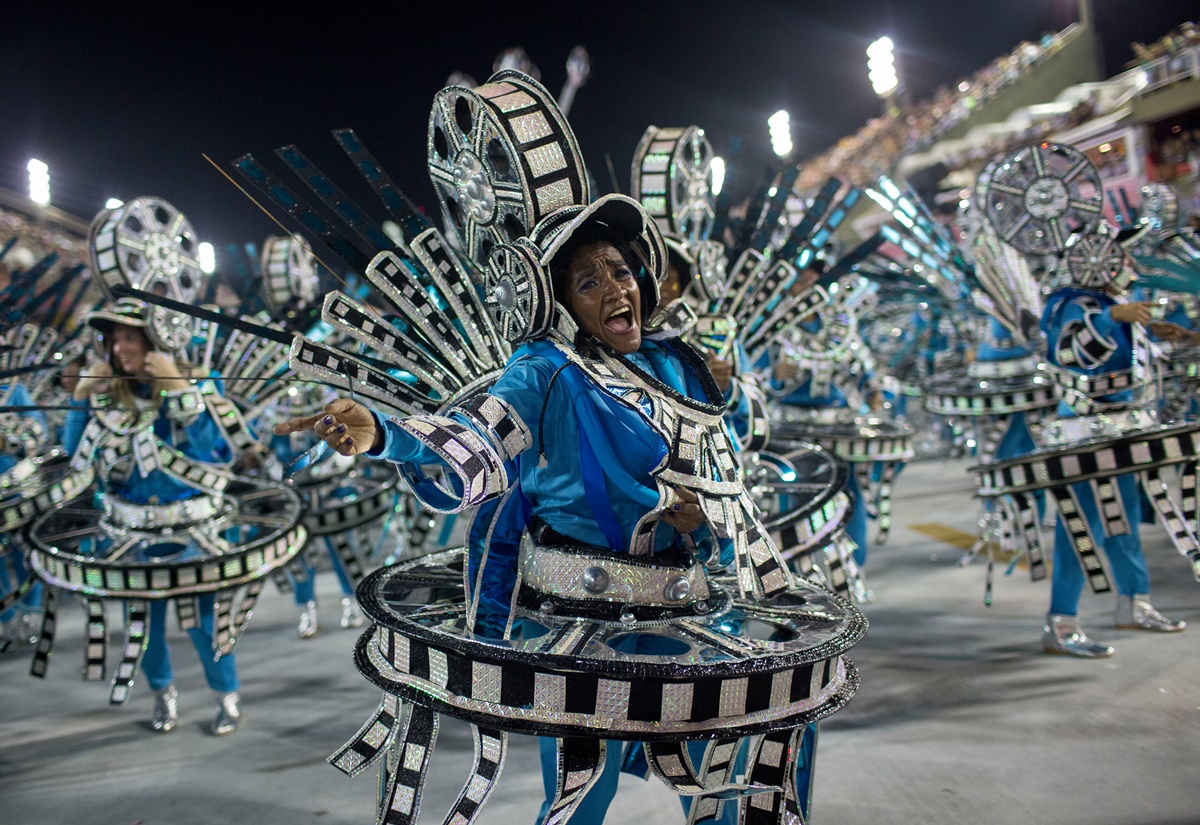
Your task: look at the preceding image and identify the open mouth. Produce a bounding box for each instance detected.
[603,306,636,335]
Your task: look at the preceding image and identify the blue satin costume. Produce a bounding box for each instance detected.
[0,383,46,622]
[369,337,786,825]
[64,382,239,693]
[1041,289,1151,615]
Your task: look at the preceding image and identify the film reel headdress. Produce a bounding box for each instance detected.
[632,125,716,245]
[979,142,1103,255]
[428,70,589,268]
[1058,224,1132,292]
[481,194,667,344]
[88,197,206,352]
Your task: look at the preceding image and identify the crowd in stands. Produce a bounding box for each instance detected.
[0,206,90,294]
[1128,21,1199,68]
[1153,128,1200,183]
[796,27,1073,190]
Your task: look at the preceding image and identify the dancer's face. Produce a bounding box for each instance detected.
[564,241,642,354]
[110,324,151,376]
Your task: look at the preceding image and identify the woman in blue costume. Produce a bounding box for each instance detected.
[267,428,365,638]
[1039,281,1187,656]
[276,197,804,825]
[766,267,877,571]
[0,380,48,646]
[66,300,242,732]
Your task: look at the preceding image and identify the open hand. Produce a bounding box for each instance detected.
[661,486,706,534]
[1148,321,1199,344]
[273,397,380,456]
[1110,301,1156,325]
[73,359,112,400]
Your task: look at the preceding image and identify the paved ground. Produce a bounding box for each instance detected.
[3,456,1199,825]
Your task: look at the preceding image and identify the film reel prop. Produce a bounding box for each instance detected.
[632,125,717,244]
[979,143,1103,255]
[88,197,206,352]
[330,549,865,825]
[428,70,589,267]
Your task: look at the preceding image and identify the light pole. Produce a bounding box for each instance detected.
[768,110,793,159]
[711,156,726,196]
[28,159,50,206]
[867,37,899,115]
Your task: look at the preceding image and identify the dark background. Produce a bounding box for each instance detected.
[2,0,1195,249]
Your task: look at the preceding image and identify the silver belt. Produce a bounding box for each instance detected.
[1040,409,1160,447]
[103,493,226,531]
[518,532,710,608]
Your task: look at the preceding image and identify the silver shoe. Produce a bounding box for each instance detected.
[297,601,319,639]
[340,597,365,629]
[1116,595,1186,632]
[212,691,241,735]
[152,684,179,733]
[1042,613,1114,658]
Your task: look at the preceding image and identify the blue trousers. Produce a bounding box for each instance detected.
[1049,473,1151,616]
[845,468,869,567]
[292,536,356,604]
[142,595,240,693]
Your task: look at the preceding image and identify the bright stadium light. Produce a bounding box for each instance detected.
[711,156,726,196]
[198,241,216,274]
[768,110,793,158]
[105,198,124,209]
[28,159,50,205]
[867,37,899,97]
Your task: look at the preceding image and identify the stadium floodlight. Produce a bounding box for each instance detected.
[105,198,124,209]
[711,156,726,196]
[867,37,899,97]
[28,159,50,205]
[198,242,216,274]
[768,110,793,158]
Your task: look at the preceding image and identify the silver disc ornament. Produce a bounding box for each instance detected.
[632,126,717,244]
[89,196,205,352]
[483,237,554,342]
[427,70,589,268]
[980,143,1103,255]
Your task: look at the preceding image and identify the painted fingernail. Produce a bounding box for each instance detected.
[323,416,333,425]
[336,424,346,433]
[345,437,354,446]
[672,503,681,512]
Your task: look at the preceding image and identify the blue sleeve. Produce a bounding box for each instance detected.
[369,354,554,469]
[9,384,47,434]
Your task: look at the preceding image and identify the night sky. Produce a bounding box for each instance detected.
[2,1,1195,251]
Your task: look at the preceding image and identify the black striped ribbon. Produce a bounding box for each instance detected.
[328,692,402,778]
[1050,487,1111,594]
[543,738,607,825]
[84,599,107,681]
[441,725,508,825]
[109,599,149,705]
[379,704,439,825]
[29,587,56,678]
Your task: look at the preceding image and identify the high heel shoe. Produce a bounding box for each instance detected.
[212,691,241,735]
[1042,613,1114,658]
[1115,595,1186,632]
[340,597,365,629]
[152,684,179,733]
[297,601,319,639]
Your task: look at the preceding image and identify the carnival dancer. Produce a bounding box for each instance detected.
[66,299,242,731]
[1039,250,1188,656]
[276,196,813,825]
[0,322,53,647]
